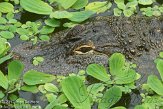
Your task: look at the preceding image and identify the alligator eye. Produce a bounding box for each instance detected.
[73,42,95,55]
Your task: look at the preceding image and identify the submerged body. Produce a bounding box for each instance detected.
[13,16,163,78]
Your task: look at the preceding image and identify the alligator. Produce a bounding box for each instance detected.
[12,16,163,76]
[12,16,163,108]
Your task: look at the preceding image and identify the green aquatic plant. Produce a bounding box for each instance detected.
[141,5,163,16]
[85,1,112,14]
[114,0,138,17]
[0,12,22,40]
[32,56,44,66]
[20,0,111,27]
[86,53,140,92]
[114,0,162,17]
[0,38,12,64]
[3,52,163,108]
[0,60,56,108]
[135,52,163,109]
[0,2,14,13]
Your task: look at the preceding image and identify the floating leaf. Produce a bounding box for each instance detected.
[138,0,153,5]
[40,26,54,34]
[114,0,126,10]
[0,91,5,99]
[159,52,163,58]
[63,22,78,28]
[134,105,147,109]
[86,64,111,83]
[0,70,8,89]
[16,28,29,35]
[87,83,105,95]
[23,70,55,85]
[46,93,57,102]
[8,60,24,82]
[6,12,14,20]
[0,54,12,64]
[68,11,95,22]
[21,85,39,93]
[50,11,72,19]
[0,2,14,13]
[20,0,53,15]
[0,17,7,24]
[20,35,29,41]
[156,59,163,81]
[57,94,68,104]
[0,31,14,39]
[147,75,163,96]
[85,2,111,14]
[44,83,59,93]
[9,25,17,33]
[123,8,134,17]
[61,76,91,109]
[153,10,161,16]
[114,69,137,84]
[109,53,125,76]
[33,56,44,66]
[45,18,60,27]
[72,0,88,9]
[98,86,122,109]
[56,0,77,9]
[39,35,50,41]
[114,8,122,16]
[126,0,138,8]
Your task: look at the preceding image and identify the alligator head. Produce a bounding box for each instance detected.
[12,16,163,76]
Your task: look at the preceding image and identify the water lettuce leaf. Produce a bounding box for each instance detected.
[98,86,122,109]
[72,0,88,9]
[147,75,163,96]
[23,70,55,85]
[138,0,153,5]
[68,11,95,22]
[0,71,8,89]
[86,64,111,84]
[0,2,14,13]
[109,53,125,76]
[61,76,91,109]
[45,18,60,27]
[20,0,53,15]
[156,59,163,81]
[56,0,77,9]
[8,60,24,82]
[0,31,14,39]
[85,2,112,14]
[50,11,72,19]
[114,69,137,84]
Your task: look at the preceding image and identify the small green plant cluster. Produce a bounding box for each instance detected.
[0,2,56,44]
[141,5,163,17]
[0,0,112,44]
[1,52,163,108]
[0,0,162,44]
[114,0,163,17]
[0,53,139,109]
[136,52,163,109]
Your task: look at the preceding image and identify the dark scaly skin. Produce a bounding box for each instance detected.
[12,16,163,77]
[12,16,163,108]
